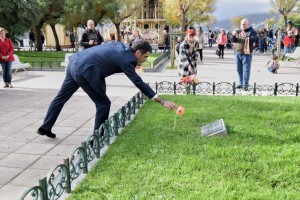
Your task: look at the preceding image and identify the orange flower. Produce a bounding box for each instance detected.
[176,106,185,116]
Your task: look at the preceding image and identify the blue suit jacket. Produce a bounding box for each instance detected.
[69,42,156,99]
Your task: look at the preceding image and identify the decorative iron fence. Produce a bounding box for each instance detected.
[156,81,300,96]
[15,48,78,52]
[24,61,63,69]
[19,92,146,200]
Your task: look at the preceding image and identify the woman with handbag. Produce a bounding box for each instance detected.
[217,29,228,59]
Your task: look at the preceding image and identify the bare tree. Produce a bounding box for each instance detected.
[230,16,244,30]
[203,15,217,31]
[271,0,298,28]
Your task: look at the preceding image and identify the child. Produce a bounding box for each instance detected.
[266,54,280,74]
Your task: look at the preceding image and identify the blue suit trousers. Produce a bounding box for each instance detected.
[41,61,111,132]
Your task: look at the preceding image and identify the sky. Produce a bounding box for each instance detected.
[213,0,273,20]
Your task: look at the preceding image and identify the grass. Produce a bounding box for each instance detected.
[143,53,162,68]
[14,51,162,68]
[15,51,66,62]
[166,65,177,70]
[67,95,300,200]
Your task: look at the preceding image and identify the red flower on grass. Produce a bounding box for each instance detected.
[176,106,185,116]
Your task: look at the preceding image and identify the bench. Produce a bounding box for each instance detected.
[286,47,300,66]
[0,54,30,74]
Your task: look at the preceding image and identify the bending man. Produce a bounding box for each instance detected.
[37,40,177,138]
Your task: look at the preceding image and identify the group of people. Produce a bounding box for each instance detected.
[176,18,256,91]
[176,18,300,91]
[1,18,298,139]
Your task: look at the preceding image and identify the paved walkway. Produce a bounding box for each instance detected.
[0,46,299,200]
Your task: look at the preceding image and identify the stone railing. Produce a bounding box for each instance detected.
[19,92,147,200]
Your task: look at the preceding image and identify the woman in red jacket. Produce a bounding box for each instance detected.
[0,28,15,88]
[282,30,295,61]
[217,29,228,59]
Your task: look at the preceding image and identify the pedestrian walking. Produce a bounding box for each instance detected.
[217,29,227,59]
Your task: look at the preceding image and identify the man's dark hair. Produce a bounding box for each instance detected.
[131,40,152,54]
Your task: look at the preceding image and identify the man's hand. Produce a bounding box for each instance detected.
[155,96,177,111]
[163,101,177,111]
[188,66,195,75]
[240,31,246,38]
[88,40,94,45]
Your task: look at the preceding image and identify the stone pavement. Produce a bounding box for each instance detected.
[0,46,299,200]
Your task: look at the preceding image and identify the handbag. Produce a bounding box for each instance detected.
[216,49,220,56]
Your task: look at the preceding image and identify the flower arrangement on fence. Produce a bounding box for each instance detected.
[179,75,199,94]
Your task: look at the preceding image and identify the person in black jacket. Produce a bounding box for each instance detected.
[163,30,170,52]
[29,29,35,51]
[37,40,177,138]
[231,18,257,91]
[80,20,103,49]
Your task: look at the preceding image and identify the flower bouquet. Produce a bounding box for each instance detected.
[179,74,199,94]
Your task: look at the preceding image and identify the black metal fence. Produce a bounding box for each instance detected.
[14,48,78,52]
[19,92,147,200]
[24,61,64,69]
[156,81,300,96]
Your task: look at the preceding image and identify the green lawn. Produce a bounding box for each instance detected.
[67,95,300,200]
[14,51,162,68]
[15,51,66,62]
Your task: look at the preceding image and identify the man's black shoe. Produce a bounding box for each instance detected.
[235,85,243,89]
[243,87,249,91]
[37,127,56,138]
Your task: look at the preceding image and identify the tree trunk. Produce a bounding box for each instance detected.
[284,15,288,30]
[35,30,42,51]
[181,13,186,32]
[34,20,45,51]
[50,24,61,51]
[115,23,121,42]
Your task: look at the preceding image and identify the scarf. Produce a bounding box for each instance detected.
[187,40,195,55]
[244,37,250,54]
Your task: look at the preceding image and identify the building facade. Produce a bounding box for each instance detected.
[45,0,168,48]
[121,0,167,46]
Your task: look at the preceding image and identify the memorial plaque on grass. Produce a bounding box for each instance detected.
[201,119,228,137]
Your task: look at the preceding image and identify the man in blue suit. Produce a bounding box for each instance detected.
[37,40,177,138]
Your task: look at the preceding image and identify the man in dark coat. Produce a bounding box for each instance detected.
[231,18,257,91]
[37,40,177,138]
[80,19,103,49]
